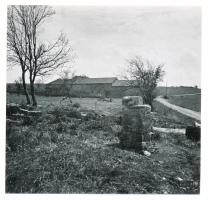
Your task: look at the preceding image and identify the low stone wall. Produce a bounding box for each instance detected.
[152,99,199,126]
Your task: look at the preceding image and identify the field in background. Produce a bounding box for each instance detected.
[167,94,201,112]
[155,86,200,96]
[7,92,201,114]
[6,93,122,116]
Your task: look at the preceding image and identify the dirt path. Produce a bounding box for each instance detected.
[155,97,201,122]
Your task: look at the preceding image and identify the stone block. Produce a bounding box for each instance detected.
[122,96,143,108]
[118,104,152,151]
[186,126,200,141]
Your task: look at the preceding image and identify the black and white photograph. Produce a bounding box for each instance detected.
[1,0,207,198]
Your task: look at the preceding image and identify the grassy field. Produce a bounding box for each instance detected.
[167,94,201,112]
[6,93,200,193]
[7,93,122,116]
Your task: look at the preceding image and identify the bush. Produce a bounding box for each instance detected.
[48,105,82,120]
[22,116,33,125]
[83,112,98,121]
[72,102,80,108]
[67,108,82,119]
[84,120,103,130]
[69,122,78,130]
[56,122,67,133]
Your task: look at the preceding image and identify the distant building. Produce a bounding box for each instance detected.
[7,77,201,98]
[46,77,119,97]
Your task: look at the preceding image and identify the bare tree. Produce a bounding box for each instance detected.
[126,57,165,107]
[8,6,71,106]
[7,8,31,104]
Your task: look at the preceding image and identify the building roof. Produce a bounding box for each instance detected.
[112,80,137,87]
[48,78,73,85]
[75,77,117,84]
[48,77,118,85]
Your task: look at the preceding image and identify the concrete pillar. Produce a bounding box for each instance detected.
[122,96,143,107]
[119,96,152,152]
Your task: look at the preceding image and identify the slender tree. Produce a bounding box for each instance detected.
[7,8,31,104]
[8,6,71,106]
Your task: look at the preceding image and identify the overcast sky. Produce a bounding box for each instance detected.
[7,6,201,87]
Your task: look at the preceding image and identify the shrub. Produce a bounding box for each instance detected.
[67,108,82,119]
[72,102,80,108]
[69,122,78,130]
[83,120,103,130]
[48,105,82,120]
[83,112,97,121]
[22,116,33,125]
[69,129,77,135]
[56,122,68,133]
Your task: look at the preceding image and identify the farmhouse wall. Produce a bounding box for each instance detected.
[111,86,141,98]
[45,83,113,97]
[71,83,113,97]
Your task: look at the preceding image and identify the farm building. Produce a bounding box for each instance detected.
[6,77,201,98]
[46,77,118,97]
[111,80,140,97]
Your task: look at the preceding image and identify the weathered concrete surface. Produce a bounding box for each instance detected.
[119,103,152,151]
[153,127,186,134]
[122,96,143,108]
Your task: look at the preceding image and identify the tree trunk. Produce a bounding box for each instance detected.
[142,92,154,111]
[22,72,30,105]
[30,80,37,107]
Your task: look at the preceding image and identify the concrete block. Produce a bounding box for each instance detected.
[122,96,143,108]
[119,104,152,151]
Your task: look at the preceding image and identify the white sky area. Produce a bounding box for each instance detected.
[7,6,201,87]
